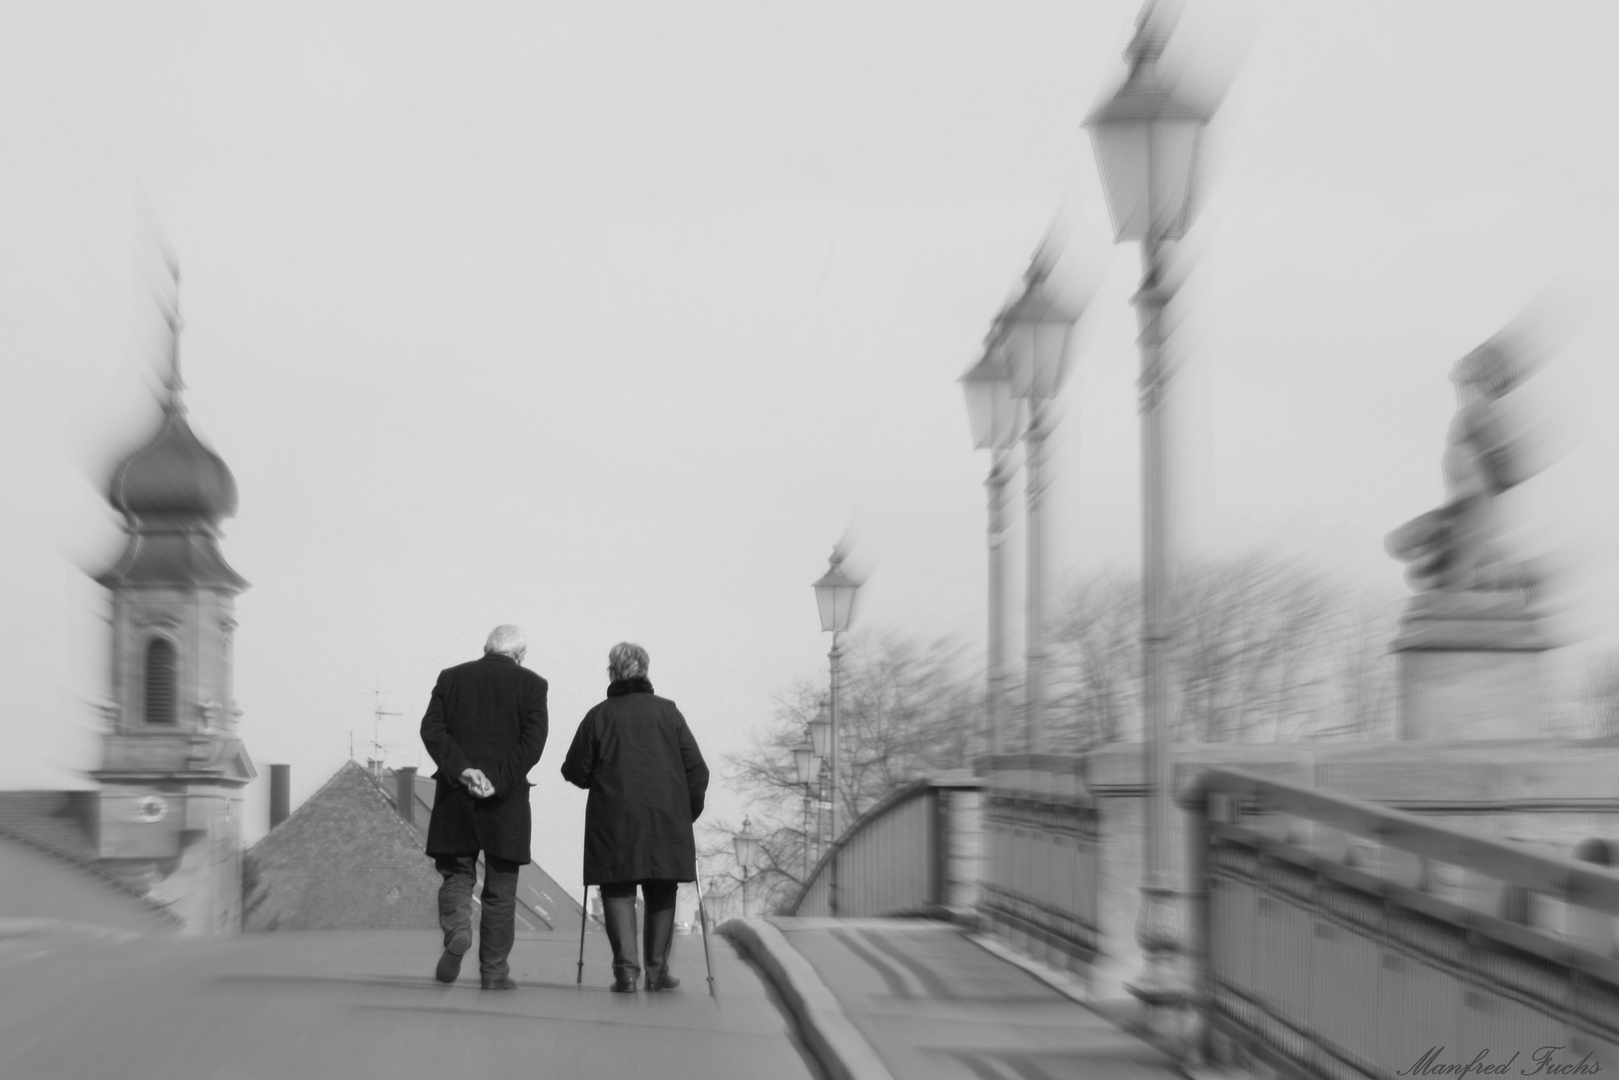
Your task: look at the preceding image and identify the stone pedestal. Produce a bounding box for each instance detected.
[1392,590,1550,740]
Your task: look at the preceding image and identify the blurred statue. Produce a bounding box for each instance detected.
[1387,327,1549,594]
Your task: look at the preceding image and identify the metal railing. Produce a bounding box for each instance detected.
[789,773,980,918]
[1190,768,1619,1079]
[977,754,1100,967]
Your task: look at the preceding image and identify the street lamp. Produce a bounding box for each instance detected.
[960,350,1022,757]
[990,245,1083,755]
[1084,0,1212,1015]
[733,815,761,918]
[792,741,821,880]
[812,547,859,843]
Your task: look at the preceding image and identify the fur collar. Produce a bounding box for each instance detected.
[607,676,655,697]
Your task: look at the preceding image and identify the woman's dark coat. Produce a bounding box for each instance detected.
[561,677,709,885]
[420,652,549,864]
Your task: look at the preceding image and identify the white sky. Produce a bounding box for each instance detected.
[3,1,1618,897]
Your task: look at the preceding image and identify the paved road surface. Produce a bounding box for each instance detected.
[0,923,820,1080]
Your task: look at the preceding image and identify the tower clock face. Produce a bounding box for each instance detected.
[138,795,168,822]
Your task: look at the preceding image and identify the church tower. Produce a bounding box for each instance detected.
[92,260,256,935]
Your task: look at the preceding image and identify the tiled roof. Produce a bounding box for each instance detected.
[244,761,441,931]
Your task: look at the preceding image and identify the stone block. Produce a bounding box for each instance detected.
[1397,649,1544,740]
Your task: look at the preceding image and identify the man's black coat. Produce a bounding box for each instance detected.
[561,677,708,884]
[420,652,548,864]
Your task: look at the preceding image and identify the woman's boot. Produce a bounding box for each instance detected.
[642,882,679,991]
[600,886,640,992]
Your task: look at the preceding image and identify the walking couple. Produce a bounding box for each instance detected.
[418,625,709,992]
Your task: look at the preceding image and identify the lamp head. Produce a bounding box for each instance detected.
[733,815,762,869]
[812,546,860,633]
[1083,0,1211,243]
[792,742,821,785]
[993,244,1084,400]
[807,702,832,758]
[959,348,1021,449]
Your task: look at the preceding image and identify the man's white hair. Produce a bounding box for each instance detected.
[484,624,527,661]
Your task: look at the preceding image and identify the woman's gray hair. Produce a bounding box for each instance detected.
[484,624,527,662]
[607,642,649,682]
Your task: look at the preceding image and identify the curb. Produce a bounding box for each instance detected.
[0,917,142,945]
[717,917,896,1080]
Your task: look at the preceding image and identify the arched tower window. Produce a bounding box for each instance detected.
[144,638,178,725]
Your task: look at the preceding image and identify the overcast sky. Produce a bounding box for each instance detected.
[3,0,1618,897]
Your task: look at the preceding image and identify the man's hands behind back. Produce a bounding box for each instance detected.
[460,768,495,799]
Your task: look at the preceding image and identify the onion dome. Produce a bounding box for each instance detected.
[109,406,238,521]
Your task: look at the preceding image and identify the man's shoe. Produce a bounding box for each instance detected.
[610,978,638,993]
[481,976,518,991]
[435,928,472,984]
[646,973,681,992]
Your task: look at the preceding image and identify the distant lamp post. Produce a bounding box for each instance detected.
[1084,0,1212,1014]
[812,547,860,842]
[991,245,1083,755]
[733,815,762,918]
[807,702,833,859]
[792,741,821,880]
[960,350,1022,757]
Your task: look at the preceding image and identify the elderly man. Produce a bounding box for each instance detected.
[562,642,708,992]
[420,624,548,989]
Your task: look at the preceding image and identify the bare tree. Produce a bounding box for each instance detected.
[707,631,979,914]
[1046,570,1138,749]
[1050,552,1400,748]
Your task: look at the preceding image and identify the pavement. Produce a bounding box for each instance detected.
[0,916,1190,1080]
[722,917,1189,1080]
[0,921,821,1080]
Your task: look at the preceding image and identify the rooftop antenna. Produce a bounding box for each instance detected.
[371,691,402,773]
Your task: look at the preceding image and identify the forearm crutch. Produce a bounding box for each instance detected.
[576,885,590,985]
[694,876,716,996]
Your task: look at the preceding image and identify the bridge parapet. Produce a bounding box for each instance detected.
[1191,768,1619,1078]
[976,754,1100,974]
[789,771,981,918]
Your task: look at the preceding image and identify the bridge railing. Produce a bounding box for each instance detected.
[788,772,980,918]
[976,754,1100,971]
[1190,767,1619,1078]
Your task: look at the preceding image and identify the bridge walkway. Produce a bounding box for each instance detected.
[727,916,1186,1080]
[0,922,816,1080]
[0,916,1190,1080]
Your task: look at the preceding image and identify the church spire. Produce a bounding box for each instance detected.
[160,251,186,416]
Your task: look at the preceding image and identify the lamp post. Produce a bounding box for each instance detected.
[792,741,821,880]
[960,350,1022,756]
[733,815,761,918]
[990,246,1083,754]
[1084,0,1211,1013]
[812,548,860,841]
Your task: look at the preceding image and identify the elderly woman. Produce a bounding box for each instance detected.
[561,642,709,992]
